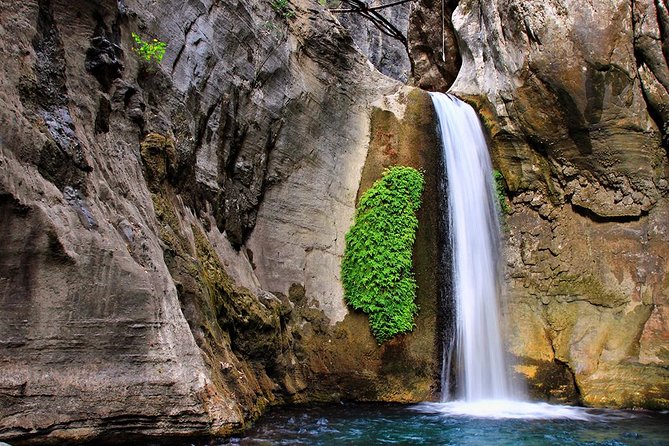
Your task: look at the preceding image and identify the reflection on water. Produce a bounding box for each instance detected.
[211,402,669,446]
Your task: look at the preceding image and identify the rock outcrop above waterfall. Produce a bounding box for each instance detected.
[409,0,461,91]
[337,0,412,83]
[447,0,669,407]
[337,0,462,91]
[0,0,441,443]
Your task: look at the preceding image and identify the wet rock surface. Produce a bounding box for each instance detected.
[450,0,667,218]
[504,198,669,407]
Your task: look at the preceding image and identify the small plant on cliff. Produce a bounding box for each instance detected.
[341,166,424,343]
[270,0,296,18]
[131,32,167,64]
[493,169,511,214]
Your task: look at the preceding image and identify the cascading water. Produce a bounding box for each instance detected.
[415,93,604,420]
[429,92,513,402]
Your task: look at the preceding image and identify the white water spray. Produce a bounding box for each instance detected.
[430,92,513,402]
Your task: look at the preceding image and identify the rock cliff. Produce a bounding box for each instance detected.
[1,0,668,444]
[0,0,441,444]
[337,0,413,82]
[446,0,669,407]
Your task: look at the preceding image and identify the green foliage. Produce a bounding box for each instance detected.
[493,169,511,214]
[131,32,167,64]
[270,0,295,18]
[341,166,424,343]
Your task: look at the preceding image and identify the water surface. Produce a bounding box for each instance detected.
[216,402,669,445]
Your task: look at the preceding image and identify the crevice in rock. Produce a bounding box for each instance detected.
[632,0,669,152]
[24,0,91,192]
[553,357,582,404]
[638,71,669,152]
[171,14,201,75]
[94,96,112,134]
[198,84,283,250]
[545,336,583,404]
[654,0,669,65]
[194,100,220,155]
[633,302,656,360]
[219,88,248,179]
[32,0,67,109]
[408,0,461,91]
[570,203,645,224]
[251,116,283,224]
[85,12,124,91]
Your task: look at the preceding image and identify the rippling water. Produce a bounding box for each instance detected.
[212,402,669,446]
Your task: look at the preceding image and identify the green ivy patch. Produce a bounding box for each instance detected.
[131,32,167,64]
[341,166,424,343]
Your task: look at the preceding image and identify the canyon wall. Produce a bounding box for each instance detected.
[0,0,440,444]
[444,0,669,407]
[337,0,412,82]
[1,1,668,444]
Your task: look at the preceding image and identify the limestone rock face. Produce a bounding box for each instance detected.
[336,0,462,91]
[409,0,461,92]
[336,0,412,83]
[451,0,667,218]
[447,0,669,407]
[504,197,669,407]
[0,0,440,443]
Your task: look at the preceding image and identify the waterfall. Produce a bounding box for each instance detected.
[430,92,513,402]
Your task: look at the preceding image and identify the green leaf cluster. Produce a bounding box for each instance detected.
[131,32,167,64]
[493,169,511,214]
[341,166,424,343]
[270,0,296,18]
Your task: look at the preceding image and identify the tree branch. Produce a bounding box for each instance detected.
[328,0,411,48]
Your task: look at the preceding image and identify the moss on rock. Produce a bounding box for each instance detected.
[550,274,629,308]
[140,132,177,191]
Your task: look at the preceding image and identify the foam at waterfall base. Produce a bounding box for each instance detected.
[412,400,635,421]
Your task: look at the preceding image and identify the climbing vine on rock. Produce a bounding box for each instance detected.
[493,169,511,214]
[341,166,424,343]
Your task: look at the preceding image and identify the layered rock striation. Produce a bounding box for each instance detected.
[0,0,441,443]
[447,0,669,407]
